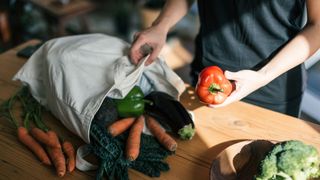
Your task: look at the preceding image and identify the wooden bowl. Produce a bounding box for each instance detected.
[210,140,275,180]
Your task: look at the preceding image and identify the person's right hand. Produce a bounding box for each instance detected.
[129,25,168,65]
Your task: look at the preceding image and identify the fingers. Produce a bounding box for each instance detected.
[130,37,146,65]
[207,71,240,108]
[208,82,242,108]
[208,91,238,108]
[133,32,140,41]
[145,47,161,66]
[208,70,265,109]
[130,42,160,66]
[130,28,165,65]
[224,71,240,81]
[130,32,148,64]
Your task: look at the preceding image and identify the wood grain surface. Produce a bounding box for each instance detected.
[1,40,320,180]
[210,140,275,180]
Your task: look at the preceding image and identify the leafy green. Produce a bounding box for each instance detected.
[0,90,19,129]
[0,86,48,131]
[90,122,172,180]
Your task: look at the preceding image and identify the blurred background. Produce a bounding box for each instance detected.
[0,0,319,123]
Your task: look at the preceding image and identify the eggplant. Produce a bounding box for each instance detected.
[93,97,118,127]
[144,108,173,132]
[144,91,195,140]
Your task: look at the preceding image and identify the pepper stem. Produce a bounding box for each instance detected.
[209,83,224,93]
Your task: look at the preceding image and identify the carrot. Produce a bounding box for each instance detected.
[46,130,61,149]
[62,141,76,173]
[45,130,66,177]
[146,115,178,152]
[30,127,60,148]
[47,146,66,177]
[107,117,136,137]
[17,127,51,165]
[126,115,145,161]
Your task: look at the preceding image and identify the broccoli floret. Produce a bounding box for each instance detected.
[255,140,320,180]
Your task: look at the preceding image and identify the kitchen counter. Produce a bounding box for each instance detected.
[1,40,320,179]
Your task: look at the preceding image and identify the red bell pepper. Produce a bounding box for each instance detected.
[195,66,233,104]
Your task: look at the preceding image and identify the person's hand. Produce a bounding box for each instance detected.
[129,25,168,65]
[208,70,269,108]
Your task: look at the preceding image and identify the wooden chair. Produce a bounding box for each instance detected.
[26,0,95,37]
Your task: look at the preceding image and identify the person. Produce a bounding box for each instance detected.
[129,0,320,118]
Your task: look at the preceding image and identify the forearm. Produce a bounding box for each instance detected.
[259,23,320,84]
[152,0,194,33]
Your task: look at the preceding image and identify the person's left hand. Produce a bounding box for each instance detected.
[208,70,269,108]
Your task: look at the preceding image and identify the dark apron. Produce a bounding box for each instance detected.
[191,0,307,117]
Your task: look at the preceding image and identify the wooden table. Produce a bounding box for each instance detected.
[1,40,320,179]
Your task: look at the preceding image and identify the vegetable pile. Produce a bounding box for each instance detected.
[91,85,195,179]
[96,86,196,141]
[1,85,195,179]
[255,140,320,180]
[0,87,76,177]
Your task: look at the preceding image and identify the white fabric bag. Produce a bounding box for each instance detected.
[13,34,185,143]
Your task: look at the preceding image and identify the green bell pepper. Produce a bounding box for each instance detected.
[114,86,152,118]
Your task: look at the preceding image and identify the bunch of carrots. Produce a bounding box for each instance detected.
[18,126,76,177]
[0,88,76,177]
[107,114,178,161]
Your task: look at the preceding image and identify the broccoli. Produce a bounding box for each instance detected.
[255,140,320,180]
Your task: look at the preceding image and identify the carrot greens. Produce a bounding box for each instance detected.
[0,86,75,177]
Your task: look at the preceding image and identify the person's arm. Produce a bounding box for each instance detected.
[258,0,320,83]
[210,0,320,108]
[130,0,194,65]
[151,0,193,32]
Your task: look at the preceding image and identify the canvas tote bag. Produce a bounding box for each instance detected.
[13,33,186,143]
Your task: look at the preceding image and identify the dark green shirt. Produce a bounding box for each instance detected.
[192,0,307,106]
